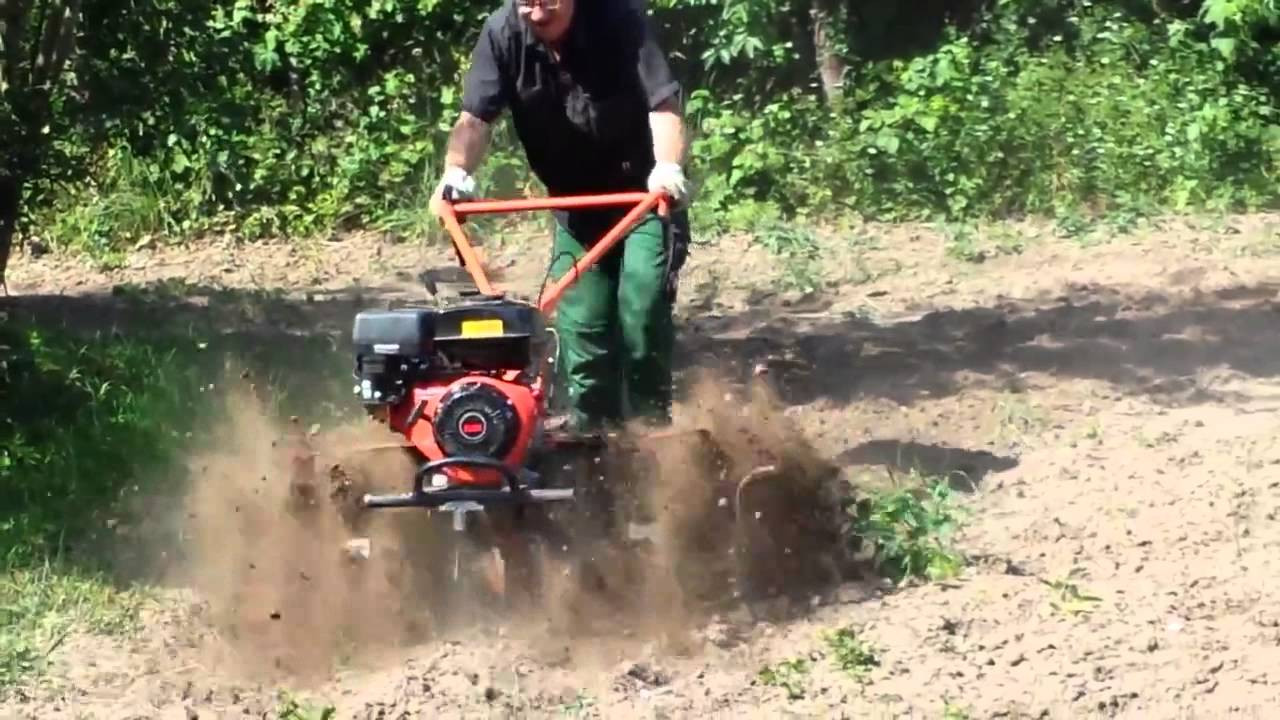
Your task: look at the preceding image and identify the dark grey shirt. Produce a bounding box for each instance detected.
[461,0,682,240]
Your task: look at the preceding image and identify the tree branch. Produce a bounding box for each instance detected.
[25,0,46,85]
[0,0,31,92]
[32,0,78,90]
[48,0,76,77]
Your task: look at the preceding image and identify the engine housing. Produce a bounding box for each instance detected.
[350,298,548,488]
[351,308,435,406]
[391,374,541,487]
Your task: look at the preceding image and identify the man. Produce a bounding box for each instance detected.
[429,0,692,431]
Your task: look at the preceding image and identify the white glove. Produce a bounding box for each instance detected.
[647,162,689,207]
[430,165,476,218]
[439,165,476,201]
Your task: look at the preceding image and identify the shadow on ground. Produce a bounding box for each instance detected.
[4,278,1276,605]
[10,278,1280,474]
[679,281,1280,408]
[7,277,1277,420]
[839,440,1019,492]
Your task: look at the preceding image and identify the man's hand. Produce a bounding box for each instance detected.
[430,111,491,218]
[648,96,689,207]
[429,165,477,217]
[647,161,689,206]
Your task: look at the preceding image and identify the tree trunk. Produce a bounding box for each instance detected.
[0,174,19,292]
[812,0,845,105]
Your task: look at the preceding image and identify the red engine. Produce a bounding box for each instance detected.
[352,298,550,489]
[390,372,543,486]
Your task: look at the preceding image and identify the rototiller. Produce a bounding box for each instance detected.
[293,189,804,609]
[351,190,676,519]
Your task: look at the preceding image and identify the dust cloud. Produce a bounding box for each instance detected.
[157,364,850,687]
[164,374,453,684]
[651,370,851,612]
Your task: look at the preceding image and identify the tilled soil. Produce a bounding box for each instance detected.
[2,212,1279,719]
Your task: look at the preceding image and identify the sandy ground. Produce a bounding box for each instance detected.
[2,210,1280,719]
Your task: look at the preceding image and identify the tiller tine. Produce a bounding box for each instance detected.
[731,463,784,551]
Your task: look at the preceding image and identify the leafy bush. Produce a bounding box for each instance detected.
[687,2,1279,232]
[846,474,967,584]
[29,0,533,250]
[14,0,1280,255]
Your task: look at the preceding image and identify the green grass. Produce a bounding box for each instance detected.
[0,320,214,566]
[276,693,337,720]
[1041,568,1103,617]
[757,626,881,702]
[752,222,825,294]
[558,690,597,717]
[823,626,880,682]
[942,221,1030,264]
[0,318,215,686]
[0,561,149,687]
[758,657,811,700]
[0,308,371,688]
[0,312,363,689]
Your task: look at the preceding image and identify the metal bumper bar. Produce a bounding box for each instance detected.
[360,456,574,510]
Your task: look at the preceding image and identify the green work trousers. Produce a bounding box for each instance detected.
[548,211,675,430]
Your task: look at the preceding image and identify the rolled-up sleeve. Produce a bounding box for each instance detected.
[460,20,509,122]
[627,8,682,110]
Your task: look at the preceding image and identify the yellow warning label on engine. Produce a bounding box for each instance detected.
[460,318,504,338]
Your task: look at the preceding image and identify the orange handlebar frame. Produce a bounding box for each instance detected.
[436,190,671,316]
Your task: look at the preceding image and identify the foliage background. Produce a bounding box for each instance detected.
[3,0,1279,258]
